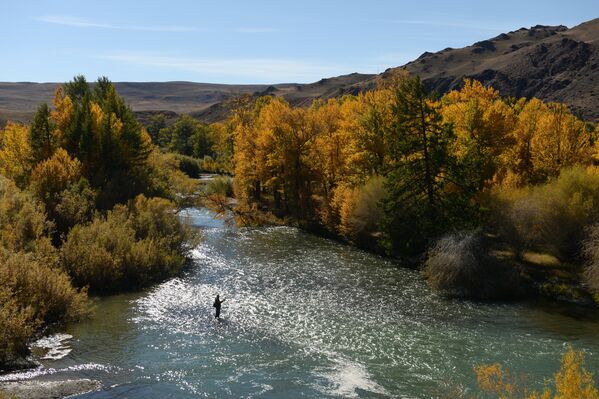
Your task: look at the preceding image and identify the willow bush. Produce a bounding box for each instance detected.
[491,167,599,261]
[423,230,521,299]
[62,195,195,293]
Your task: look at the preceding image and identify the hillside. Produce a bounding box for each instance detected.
[398,17,599,120]
[1,18,598,125]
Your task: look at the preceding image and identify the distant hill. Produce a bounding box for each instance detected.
[0,81,268,125]
[1,17,598,126]
[397,17,599,120]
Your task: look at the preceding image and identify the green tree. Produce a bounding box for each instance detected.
[169,115,199,156]
[52,76,153,208]
[191,123,214,159]
[147,113,167,146]
[30,103,56,163]
[381,76,473,255]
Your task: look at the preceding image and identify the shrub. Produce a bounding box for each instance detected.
[423,230,521,299]
[490,167,599,261]
[474,346,599,399]
[0,292,34,369]
[583,224,599,293]
[174,153,202,178]
[139,150,198,207]
[29,149,95,238]
[61,195,195,293]
[0,175,50,253]
[0,251,88,326]
[204,176,233,197]
[333,176,386,242]
[0,250,88,370]
[201,176,233,217]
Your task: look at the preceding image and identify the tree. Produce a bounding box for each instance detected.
[0,122,33,187]
[441,79,516,189]
[531,102,593,179]
[232,95,270,205]
[50,76,153,208]
[381,76,473,255]
[147,114,167,145]
[29,149,94,239]
[30,103,56,163]
[169,114,198,156]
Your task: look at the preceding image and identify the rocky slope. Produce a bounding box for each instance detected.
[397,17,599,120]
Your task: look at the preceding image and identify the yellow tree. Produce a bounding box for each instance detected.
[232,95,267,204]
[507,98,548,185]
[0,122,33,187]
[29,148,94,238]
[441,79,516,189]
[531,102,593,179]
[352,89,393,177]
[50,87,74,148]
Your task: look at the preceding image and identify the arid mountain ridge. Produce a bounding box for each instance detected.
[1,17,598,126]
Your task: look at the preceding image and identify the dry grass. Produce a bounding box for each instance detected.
[423,230,522,299]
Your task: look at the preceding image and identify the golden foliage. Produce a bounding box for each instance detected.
[51,87,74,142]
[332,176,386,240]
[0,122,33,186]
[61,194,195,292]
[0,176,49,253]
[230,78,593,245]
[29,148,82,198]
[474,347,598,399]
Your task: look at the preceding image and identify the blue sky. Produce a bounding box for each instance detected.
[2,0,597,84]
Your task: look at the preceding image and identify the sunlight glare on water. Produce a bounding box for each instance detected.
[6,207,599,398]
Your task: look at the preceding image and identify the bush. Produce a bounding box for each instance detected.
[583,224,599,293]
[174,153,203,178]
[201,176,233,217]
[204,176,233,197]
[0,250,89,369]
[61,195,195,293]
[0,175,89,369]
[0,292,34,369]
[423,230,521,299]
[139,150,198,207]
[0,176,51,253]
[474,346,599,399]
[490,167,599,261]
[0,251,88,326]
[332,176,386,242]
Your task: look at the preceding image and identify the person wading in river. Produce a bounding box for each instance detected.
[213,294,225,319]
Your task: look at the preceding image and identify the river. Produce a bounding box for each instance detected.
[3,207,599,398]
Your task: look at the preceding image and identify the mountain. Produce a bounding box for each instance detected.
[0,73,375,125]
[1,18,598,126]
[0,81,268,125]
[398,17,599,120]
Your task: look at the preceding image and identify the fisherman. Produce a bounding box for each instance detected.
[213,294,225,319]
